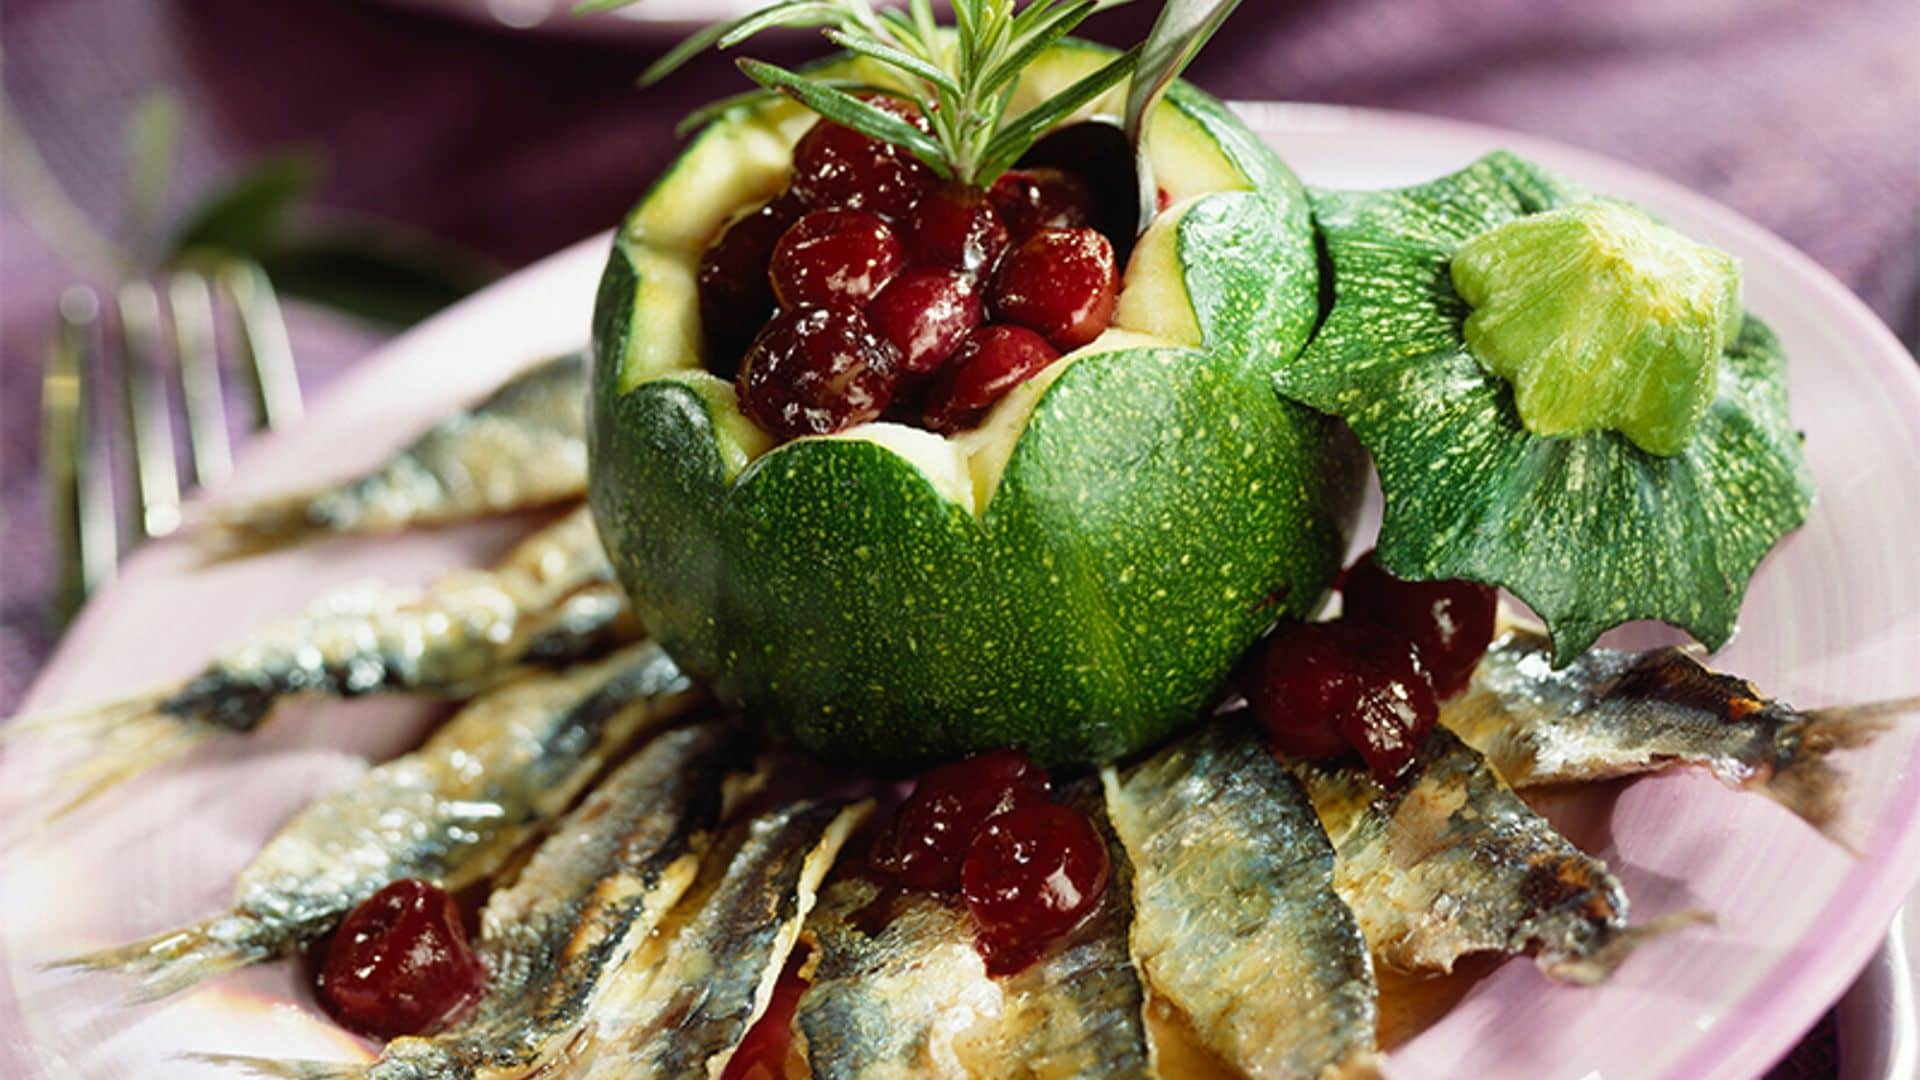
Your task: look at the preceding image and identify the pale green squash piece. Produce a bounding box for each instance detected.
[1451,200,1742,456]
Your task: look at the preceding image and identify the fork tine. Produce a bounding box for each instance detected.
[167,271,233,488]
[40,287,118,621]
[114,282,184,539]
[217,260,302,431]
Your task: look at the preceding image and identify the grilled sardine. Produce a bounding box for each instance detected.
[1445,629,1905,836]
[9,507,625,818]
[56,642,698,1001]
[565,797,870,1078]
[1294,727,1633,984]
[1104,723,1378,1079]
[202,352,589,546]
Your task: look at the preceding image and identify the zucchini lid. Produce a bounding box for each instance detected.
[1274,151,1814,664]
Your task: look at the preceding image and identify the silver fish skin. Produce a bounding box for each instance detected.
[209,721,739,1080]
[1103,722,1378,1080]
[56,642,700,1001]
[564,797,870,1080]
[1293,726,1632,985]
[8,506,625,817]
[799,783,1150,1080]
[202,352,589,545]
[1444,628,1897,835]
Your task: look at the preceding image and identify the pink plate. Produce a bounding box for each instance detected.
[3,104,1918,1079]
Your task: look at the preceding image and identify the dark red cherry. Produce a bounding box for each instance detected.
[961,801,1110,976]
[770,209,906,310]
[988,168,1098,240]
[1246,620,1368,762]
[720,950,808,1080]
[872,748,1051,893]
[698,192,808,377]
[1249,619,1439,786]
[790,96,935,219]
[1341,550,1497,699]
[989,227,1117,351]
[738,304,900,439]
[317,879,486,1041]
[905,182,1011,279]
[866,268,984,376]
[922,324,1059,434]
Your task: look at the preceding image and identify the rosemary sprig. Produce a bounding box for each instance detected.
[604,0,1144,187]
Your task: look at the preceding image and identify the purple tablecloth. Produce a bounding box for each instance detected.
[0,1,1914,1070]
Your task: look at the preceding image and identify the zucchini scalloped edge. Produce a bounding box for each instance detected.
[1273,150,1814,664]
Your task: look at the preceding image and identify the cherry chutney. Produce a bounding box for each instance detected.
[705,102,1117,444]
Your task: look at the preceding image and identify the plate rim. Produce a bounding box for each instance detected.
[9,100,1920,1080]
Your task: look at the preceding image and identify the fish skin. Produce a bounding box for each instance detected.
[564,797,870,1080]
[1293,726,1631,984]
[202,352,589,545]
[1104,723,1378,1080]
[797,880,995,1080]
[1443,629,1893,835]
[7,506,626,819]
[55,642,700,1002]
[799,782,1150,1080]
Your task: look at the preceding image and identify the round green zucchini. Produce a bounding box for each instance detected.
[589,42,1353,766]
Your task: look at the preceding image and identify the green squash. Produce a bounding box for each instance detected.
[589,42,1354,767]
[1274,151,1814,665]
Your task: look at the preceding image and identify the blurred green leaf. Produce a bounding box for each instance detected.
[122,92,181,252]
[168,151,319,259]
[255,223,501,327]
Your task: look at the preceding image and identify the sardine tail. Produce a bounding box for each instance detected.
[1766,697,1914,838]
[190,494,322,556]
[1538,908,1714,985]
[50,917,269,1003]
[49,709,214,822]
[188,1052,370,1079]
[4,689,212,823]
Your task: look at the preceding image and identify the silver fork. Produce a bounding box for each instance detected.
[41,260,303,623]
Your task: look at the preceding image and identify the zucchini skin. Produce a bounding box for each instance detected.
[591,46,1350,766]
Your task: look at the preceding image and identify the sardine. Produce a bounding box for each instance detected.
[563,796,870,1079]
[8,506,626,816]
[798,783,1150,1080]
[1103,723,1377,1080]
[209,720,739,1080]
[55,642,700,1001]
[1293,726,1633,985]
[1443,628,1906,836]
[201,352,589,547]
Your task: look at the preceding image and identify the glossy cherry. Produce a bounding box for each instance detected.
[770,209,906,310]
[1341,550,1498,699]
[720,950,809,1080]
[738,304,900,439]
[989,227,1117,350]
[904,182,1011,279]
[866,267,984,377]
[988,167,1098,240]
[872,748,1051,893]
[1248,619,1438,787]
[961,801,1111,976]
[698,192,807,376]
[790,96,934,219]
[922,324,1059,434]
[316,878,486,1041]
